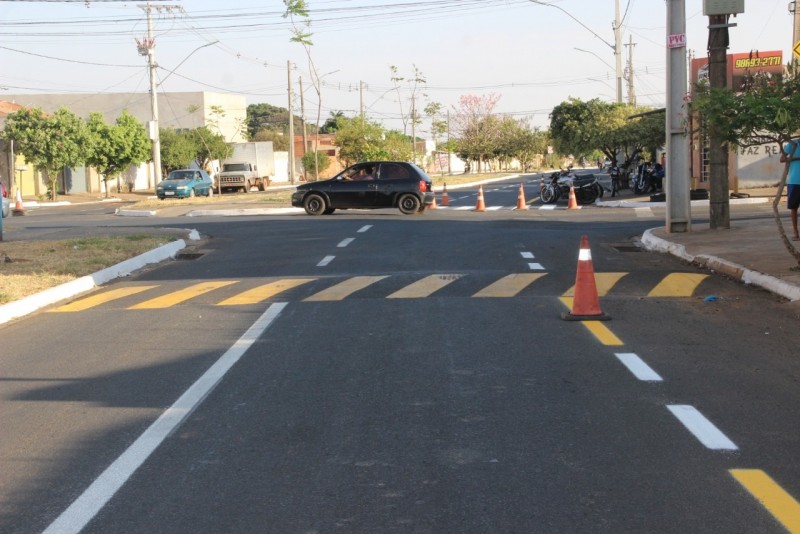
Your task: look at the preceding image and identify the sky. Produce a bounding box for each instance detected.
[0,0,793,135]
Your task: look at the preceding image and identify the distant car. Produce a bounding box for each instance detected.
[156,169,214,200]
[1,182,9,218]
[291,161,435,215]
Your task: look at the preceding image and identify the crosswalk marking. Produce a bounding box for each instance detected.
[128,281,238,309]
[303,275,388,302]
[217,278,316,306]
[387,274,462,299]
[648,273,708,297]
[473,273,546,298]
[51,286,158,312]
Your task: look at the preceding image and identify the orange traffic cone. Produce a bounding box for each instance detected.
[441,183,449,206]
[567,184,579,210]
[515,183,528,210]
[562,235,610,321]
[429,187,437,209]
[12,189,25,216]
[474,185,486,212]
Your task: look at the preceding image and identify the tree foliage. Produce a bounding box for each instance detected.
[85,111,151,197]
[246,103,305,140]
[693,67,800,262]
[2,106,88,200]
[301,150,331,180]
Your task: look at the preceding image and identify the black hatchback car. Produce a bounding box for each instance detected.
[291,161,435,215]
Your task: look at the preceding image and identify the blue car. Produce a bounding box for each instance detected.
[156,169,214,200]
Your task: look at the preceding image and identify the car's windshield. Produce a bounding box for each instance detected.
[166,171,196,181]
[223,163,249,172]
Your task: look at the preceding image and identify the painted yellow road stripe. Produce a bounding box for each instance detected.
[303,276,388,302]
[648,273,708,297]
[730,469,800,533]
[51,286,158,312]
[563,272,627,297]
[387,274,462,299]
[580,320,624,345]
[217,278,316,306]
[473,273,546,298]
[128,281,237,309]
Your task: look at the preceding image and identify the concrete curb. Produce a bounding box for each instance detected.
[597,197,769,209]
[0,235,196,326]
[640,228,800,302]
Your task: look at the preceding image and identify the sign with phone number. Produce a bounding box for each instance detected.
[734,56,781,69]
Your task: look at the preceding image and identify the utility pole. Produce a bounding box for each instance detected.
[666,0,691,233]
[360,81,365,120]
[625,35,636,105]
[287,60,295,184]
[299,76,308,166]
[614,0,623,103]
[411,95,416,163]
[137,2,182,190]
[707,12,731,229]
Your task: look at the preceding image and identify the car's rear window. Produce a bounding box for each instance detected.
[167,171,196,180]
[380,163,411,180]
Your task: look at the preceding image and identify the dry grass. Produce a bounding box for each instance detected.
[0,235,176,304]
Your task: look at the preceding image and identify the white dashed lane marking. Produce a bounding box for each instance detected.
[667,405,738,451]
[317,255,335,267]
[614,353,663,381]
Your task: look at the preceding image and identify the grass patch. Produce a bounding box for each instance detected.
[0,235,177,304]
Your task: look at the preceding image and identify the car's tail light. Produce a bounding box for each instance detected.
[419,180,428,192]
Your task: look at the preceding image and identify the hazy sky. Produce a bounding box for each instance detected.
[0,1,792,133]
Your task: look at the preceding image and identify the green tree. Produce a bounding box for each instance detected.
[85,111,151,197]
[159,128,197,173]
[193,126,230,171]
[450,94,502,172]
[693,67,800,262]
[321,110,346,133]
[2,106,88,201]
[334,116,390,166]
[301,150,330,180]
[246,103,305,139]
[253,129,289,151]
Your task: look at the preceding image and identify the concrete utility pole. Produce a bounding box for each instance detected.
[614,0,624,103]
[707,13,731,229]
[300,76,308,164]
[625,35,636,105]
[287,61,295,184]
[665,0,691,233]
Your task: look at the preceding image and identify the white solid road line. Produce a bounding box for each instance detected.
[614,353,663,381]
[44,302,288,534]
[317,255,335,267]
[667,404,738,450]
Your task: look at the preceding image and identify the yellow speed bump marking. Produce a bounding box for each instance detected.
[129,281,237,309]
[388,274,463,299]
[51,286,158,312]
[473,273,546,298]
[304,276,388,302]
[218,278,316,306]
[648,273,708,297]
[580,320,624,346]
[730,469,800,533]
[563,272,627,297]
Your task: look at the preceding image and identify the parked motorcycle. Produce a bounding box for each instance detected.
[609,165,622,197]
[630,162,664,194]
[539,168,602,205]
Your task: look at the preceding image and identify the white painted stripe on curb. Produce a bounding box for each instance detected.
[43,302,287,534]
[539,205,556,210]
[667,405,738,450]
[317,255,335,267]
[614,353,663,381]
[337,238,355,248]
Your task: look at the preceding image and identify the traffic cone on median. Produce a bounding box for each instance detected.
[474,185,486,212]
[12,189,25,216]
[515,183,528,210]
[429,186,437,209]
[567,184,579,210]
[562,234,610,321]
[441,183,449,206]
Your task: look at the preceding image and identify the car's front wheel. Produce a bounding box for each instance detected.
[303,193,327,216]
[189,188,196,198]
[397,194,421,215]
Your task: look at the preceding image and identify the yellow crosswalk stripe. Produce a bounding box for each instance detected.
[387,274,463,299]
[50,286,158,312]
[730,469,800,533]
[128,281,238,309]
[217,278,316,306]
[581,320,624,346]
[648,273,708,297]
[303,276,388,302]
[563,272,628,297]
[473,273,546,297]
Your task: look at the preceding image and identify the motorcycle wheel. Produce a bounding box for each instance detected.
[578,186,598,205]
[633,180,646,195]
[540,186,558,204]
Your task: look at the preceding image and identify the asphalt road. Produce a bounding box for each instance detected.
[1,180,798,533]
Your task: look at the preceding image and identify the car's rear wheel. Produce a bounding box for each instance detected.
[189,188,196,198]
[397,194,421,215]
[304,193,326,216]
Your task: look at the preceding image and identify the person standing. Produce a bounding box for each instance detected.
[780,137,800,241]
